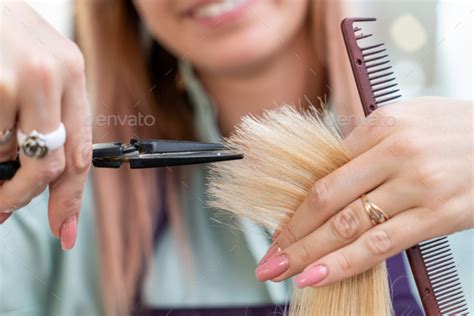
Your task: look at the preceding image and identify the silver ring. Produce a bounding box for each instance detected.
[17,123,66,159]
[0,128,14,145]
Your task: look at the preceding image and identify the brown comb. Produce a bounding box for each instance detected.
[341,17,469,315]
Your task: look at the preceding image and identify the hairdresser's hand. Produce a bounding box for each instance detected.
[0,2,92,250]
[255,97,473,287]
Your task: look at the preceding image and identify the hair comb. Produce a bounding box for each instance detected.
[341,17,469,315]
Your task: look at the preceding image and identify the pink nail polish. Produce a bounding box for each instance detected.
[255,254,289,281]
[258,243,281,266]
[295,264,328,288]
[60,214,78,251]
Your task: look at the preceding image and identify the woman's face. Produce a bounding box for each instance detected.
[134,0,309,74]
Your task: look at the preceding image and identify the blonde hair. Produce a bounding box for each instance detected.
[208,106,392,315]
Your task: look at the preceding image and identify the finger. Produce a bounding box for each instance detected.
[0,58,65,214]
[343,106,400,157]
[274,145,396,250]
[294,207,441,288]
[48,55,91,251]
[0,71,18,161]
[267,179,421,281]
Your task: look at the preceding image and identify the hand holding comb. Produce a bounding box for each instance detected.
[341,17,469,315]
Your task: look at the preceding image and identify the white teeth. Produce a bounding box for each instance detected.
[194,0,247,18]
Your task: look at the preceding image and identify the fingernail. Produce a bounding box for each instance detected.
[255,254,289,281]
[60,214,77,251]
[295,264,328,288]
[0,213,12,224]
[258,242,281,266]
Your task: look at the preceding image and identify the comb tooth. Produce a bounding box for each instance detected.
[356,33,373,40]
[427,261,456,275]
[367,66,392,75]
[421,242,450,255]
[434,280,462,295]
[419,237,448,249]
[432,274,459,289]
[374,89,400,99]
[420,236,446,244]
[434,281,462,296]
[438,289,464,304]
[368,71,394,81]
[361,43,384,51]
[372,83,398,93]
[375,95,401,105]
[439,295,465,308]
[426,258,455,273]
[442,305,468,315]
[424,252,451,265]
[437,291,464,309]
[433,275,460,290]
[364,54,389,63]
[444,306,469,316]
[353,27,362,32]
[436,289,463,302]
[422,246,450,260]
[421,244,451,257]
[440,299,467,314]
[420,238,449,251]
[366,60,391,69]
[363,48,387,58]
[370,77,396,87]
[428,264,457,280]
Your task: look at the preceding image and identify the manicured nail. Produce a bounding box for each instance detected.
[60,214,77,251]
[295,264,328,288]
[255,254,289,281]
[0,213,11,224]
[258,242,281,266]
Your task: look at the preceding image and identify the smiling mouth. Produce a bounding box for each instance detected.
[191,0,249,19]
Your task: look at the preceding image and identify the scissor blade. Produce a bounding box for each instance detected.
[127,150,243,168]
[133,139,226,154]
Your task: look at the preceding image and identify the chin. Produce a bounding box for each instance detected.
[186,27,287,74]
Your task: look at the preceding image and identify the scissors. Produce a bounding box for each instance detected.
[0,139,243,180]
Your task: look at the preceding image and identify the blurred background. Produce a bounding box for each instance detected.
[24,0,473,312]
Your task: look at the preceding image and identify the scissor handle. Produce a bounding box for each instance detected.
[0,159,20,180]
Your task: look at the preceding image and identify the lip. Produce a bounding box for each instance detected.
[184,0,257,27]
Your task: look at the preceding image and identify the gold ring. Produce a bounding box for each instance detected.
[360,193,390,226]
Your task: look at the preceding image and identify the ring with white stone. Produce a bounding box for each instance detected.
[0,128,14,145]
[17,123,66,159]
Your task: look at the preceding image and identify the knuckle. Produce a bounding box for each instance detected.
[61,189,83,211]
[279,225,298,246]
[330,208,360,240]
[26,57,57,84]
[412,161,442,189]
[366,229,393,256]
[62,41,85,80]
[0,75,15,103]
[336,252,352,273]
[294,242,313,265]
[308,180,329,209]
[42,156,66,181]
[73,142,92,174]
[385,134,420,158]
